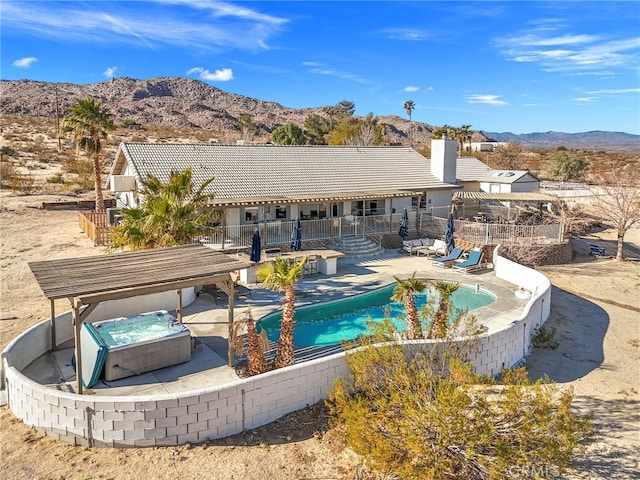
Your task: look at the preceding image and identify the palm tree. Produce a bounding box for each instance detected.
[109,167,222,250]
[426,280,460,339]
[458,124,472,153]
[257,256,306,368]
[62,97,115,212]
[391,272,426,339]
[233,308,268,376]
[403,100,415,147]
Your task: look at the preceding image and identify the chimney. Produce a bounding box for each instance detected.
[430,138,457,184]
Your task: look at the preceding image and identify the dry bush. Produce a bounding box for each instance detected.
[0,158,18,183]
[329,337,593,480]
[62,155,94,190]
[8,173,39,195]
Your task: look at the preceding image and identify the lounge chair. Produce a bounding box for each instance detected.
[432,247,464,268]
[452,250,484,274]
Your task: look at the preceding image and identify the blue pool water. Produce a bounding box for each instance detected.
[257,284,495,347]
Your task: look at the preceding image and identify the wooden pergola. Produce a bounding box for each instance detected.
[28,244,252,394]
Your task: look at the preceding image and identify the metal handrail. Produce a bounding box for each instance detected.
[363,223,383,251]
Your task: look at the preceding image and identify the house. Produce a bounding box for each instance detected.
[108,139,463,228]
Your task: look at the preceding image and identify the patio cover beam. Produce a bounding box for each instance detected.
[209,189,431,207]
[452,191,558,202]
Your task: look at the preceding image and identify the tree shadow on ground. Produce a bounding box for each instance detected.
[568,396,640,479]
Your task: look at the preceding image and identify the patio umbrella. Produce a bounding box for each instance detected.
[444,210,456,255]
[291,217,302,251]
[398,208,409,239]
[250,229,261,262]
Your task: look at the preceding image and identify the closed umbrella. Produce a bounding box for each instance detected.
[291,217,302,251]
[444,210,455,255]
[250,229,261,262]
[398,208,409,239]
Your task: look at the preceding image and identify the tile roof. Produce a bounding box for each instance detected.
[111,143,457,204]
[456,156,494,182]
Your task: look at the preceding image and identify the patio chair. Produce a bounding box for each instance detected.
[452,250,484,274]
[402,239,424,255]
[432,247,464,268]
[426,239,447,257]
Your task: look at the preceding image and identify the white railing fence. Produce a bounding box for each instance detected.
[196,211,563,250]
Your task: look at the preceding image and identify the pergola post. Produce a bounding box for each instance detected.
[176,288,183,322]
[226,280,235,367]
[50,299,56,351]
[72,302,83,395]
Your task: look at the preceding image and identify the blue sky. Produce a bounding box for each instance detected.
[2,1,639,135]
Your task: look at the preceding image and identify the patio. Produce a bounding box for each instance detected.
[22,249,524,397]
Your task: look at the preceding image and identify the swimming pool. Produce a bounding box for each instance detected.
[257,283,495,347]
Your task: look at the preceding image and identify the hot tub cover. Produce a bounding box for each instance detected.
[80,323,108,388]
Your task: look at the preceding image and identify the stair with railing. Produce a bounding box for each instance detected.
[333,235,385,258]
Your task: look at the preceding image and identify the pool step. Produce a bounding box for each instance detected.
[334,235,385,259]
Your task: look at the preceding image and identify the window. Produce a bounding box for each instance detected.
[245,207,258,222]
[275,206,287,219]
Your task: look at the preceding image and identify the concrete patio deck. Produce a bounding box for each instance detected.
[21,249,525,397]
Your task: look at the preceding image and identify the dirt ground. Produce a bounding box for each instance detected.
[1,192,639,480]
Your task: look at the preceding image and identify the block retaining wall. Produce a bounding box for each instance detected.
[2,249,551,447]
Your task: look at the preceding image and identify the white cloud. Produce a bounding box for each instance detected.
[585,88,640,94]
[1,1,288,52]
[12,56,37,68]
[499,29,640,74]
[574,97,596,103]
[467,94,508,106]
[305,63,369,84]
[511,33,599,47]
[382,28,430,41]
[187,67,234,82]
[104,66,117,78]
[403,86,419,92]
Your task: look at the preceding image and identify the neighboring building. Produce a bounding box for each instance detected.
[479,170,541,195]
[469,141,498,152]
[108,139,463,227]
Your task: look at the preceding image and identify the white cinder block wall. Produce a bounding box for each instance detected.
[2,248,551,447]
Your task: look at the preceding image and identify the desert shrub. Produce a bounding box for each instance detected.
[63,156,94,190]
[1,145,17,158]
[47,172,65,184]
[533,326,559,350]
[329,326,592,479]
[8,173,39,194]
[0,158,18,182]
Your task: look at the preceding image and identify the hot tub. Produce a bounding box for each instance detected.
[80,310,191,387]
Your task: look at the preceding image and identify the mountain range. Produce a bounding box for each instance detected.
[1,76,638,153]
